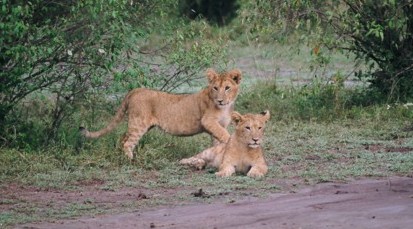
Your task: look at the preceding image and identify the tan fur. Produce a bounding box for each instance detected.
[180,111,270,178]
[81,69,242,159]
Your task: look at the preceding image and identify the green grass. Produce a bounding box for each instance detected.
[2,41,413,227]
[2,81,413,227]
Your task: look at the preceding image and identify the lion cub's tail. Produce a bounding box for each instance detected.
[79,94,129,139]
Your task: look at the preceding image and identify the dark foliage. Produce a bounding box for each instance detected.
[346,1,413,101]
[179,0,239,26]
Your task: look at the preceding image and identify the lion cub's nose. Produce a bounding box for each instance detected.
[217,99,224,104]
[252,138,259,142]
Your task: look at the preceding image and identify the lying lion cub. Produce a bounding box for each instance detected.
[81,69,242,160]
[180,111,270,178]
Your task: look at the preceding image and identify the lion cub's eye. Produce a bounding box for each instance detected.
[258,127,262,130]
[245,126,251,130]
[213,86,218,91]
[225,86,231,91]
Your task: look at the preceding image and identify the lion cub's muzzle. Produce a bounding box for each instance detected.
[248,138,261,148]
[215,99,230,108]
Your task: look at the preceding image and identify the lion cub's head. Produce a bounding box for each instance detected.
[232,111,270,148]
[206,69,242,109]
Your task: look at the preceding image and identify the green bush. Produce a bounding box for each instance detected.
[341,0,413,101]
[1,0,155,144]
[233,0,413,101]
[0,0,227,148]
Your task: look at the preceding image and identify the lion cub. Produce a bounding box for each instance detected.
[81,69,242,160]
[180,111,270,178]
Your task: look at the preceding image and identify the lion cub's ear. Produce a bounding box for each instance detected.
[231,111,243,125]
[228,69,242,85]
[206,68,218,83]
[260,110,270,123]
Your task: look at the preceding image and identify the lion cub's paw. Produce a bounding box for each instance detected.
[179,157,206,170]
[215,169,234,178]
[247,169,265,178]
[125,151,134,160]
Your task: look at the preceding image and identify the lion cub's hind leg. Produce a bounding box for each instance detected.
[180,144,225,170]
[179,157,206,170]
[122,116,154,160]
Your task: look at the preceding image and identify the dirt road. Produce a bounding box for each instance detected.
[18,177,413,229]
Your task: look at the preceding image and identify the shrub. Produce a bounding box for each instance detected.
[0,0,227,148]
[234,0,413,101]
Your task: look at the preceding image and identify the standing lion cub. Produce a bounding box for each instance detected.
[80,69,242,160]
[180,111,270,178]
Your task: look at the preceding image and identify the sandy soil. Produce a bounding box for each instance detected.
[17,176,413,229]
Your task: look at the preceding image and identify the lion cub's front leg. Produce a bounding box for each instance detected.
[215,155,235,177]
[246,164,268,178]
[215,164,236,177]
[201,117,231,144]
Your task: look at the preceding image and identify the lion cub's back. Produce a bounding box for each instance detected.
[128,88,205,135]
